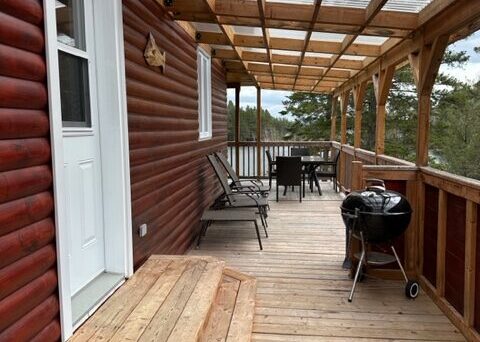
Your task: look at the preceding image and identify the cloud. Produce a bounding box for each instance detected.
[227,87,293,118]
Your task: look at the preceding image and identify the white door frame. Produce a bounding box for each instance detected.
[43,0,133,340]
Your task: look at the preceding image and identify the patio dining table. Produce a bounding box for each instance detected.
[300,155,331,196]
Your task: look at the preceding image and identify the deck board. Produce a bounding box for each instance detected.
[189,181,465,341]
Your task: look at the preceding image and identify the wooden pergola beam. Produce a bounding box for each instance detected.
[257,0,274,87]
[372,64,395,156]
[195,1,259,87]
[410,35,449,166]
[313,0,388,91]
[197,32,381,57]
[330,95,338,141]
[169,0,419,33]
[293,0,322,90]
[353,81,367,149]
[334,0,480,96]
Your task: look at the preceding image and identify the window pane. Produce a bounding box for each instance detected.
[56,0,86,50]
[59,51,91,127]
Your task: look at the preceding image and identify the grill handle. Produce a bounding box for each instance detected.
[365,178,386,192]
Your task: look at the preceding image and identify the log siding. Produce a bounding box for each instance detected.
[122,0,228,267]
[0,0,60,340]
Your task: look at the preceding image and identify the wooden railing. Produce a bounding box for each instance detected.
[227,141,332,178]
[343,150,480,341]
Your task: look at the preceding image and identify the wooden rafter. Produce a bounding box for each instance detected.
[165,0,480,95]
[257,0,274,88]
[293,0,322,90]
[197,32,381,57]
[312,0,388,92]
[168,0,418,35]
[192,0,259,87]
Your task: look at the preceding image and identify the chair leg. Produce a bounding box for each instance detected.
[276,183,279,202]
[283,186,287,196]
[196,221,208,248]
[299,184,302,203]
[254,220,263,250]
[303,173,306,198]
[269,173,272,189]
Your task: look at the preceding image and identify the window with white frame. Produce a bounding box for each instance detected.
[197,47,212,140]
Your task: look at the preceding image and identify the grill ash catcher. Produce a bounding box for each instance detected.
[341,179,419,302]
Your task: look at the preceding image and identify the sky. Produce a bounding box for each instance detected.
[227,31,480,119]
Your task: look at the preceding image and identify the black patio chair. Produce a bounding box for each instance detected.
[290,147,310,195]
[265,150,277,189]
[214,152,269,196]
[290,147,310,156]
[207,155,269,229]
[316,149,340,192]
[276,156,302,202]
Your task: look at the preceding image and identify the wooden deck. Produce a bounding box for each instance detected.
[190,181,465,341]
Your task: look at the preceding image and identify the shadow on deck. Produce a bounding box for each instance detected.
[189,181,465,341]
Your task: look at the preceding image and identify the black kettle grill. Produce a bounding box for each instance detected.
[340,179,419,302]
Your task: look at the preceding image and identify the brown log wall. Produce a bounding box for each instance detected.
[122,0,227,267]
[0,0,60,341]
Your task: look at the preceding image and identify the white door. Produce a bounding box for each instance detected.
[56,0,106,295]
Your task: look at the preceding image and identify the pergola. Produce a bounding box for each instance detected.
[163,0,480,171]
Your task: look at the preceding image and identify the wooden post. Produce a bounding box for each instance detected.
[372,65,395,160]
[256,86,262,177]
[338,92,349,190]
[330,96,338,141]
[436,189,447,297]
[340,92,349,145]
[234,84,241,173]
[464,200,477,327]
[409,35,449,166]
[351,161,363,191]
[353,82,367,149]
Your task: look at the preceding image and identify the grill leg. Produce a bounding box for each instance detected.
[391,245,409,283]
[348,248,365,302]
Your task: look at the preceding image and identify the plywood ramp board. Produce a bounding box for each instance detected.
[189,182,465,341]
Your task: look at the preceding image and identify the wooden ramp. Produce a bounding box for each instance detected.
[71,256,256,342]
[190,183,465,341]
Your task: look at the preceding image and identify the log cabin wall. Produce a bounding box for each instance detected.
[0,0,60,340]
[122,0,228,267]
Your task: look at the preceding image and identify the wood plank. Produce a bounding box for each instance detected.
[70,259,171,341]
[227,278,257,342]
[167,260,225,341]
[464,200,477,326]
[139,260,207,341]
[200,275,240,342]
[109,259,188,341]
[436,189,447,297]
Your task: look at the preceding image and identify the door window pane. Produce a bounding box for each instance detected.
[56,0,86,50]
[59,51,91,128]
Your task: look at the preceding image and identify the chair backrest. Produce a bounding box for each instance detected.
[290,147,310,156]
[332,149,340,163]
[215,152,240,183]
[207,154,234,202]
[276,156,302,186]
[265,149,273,166]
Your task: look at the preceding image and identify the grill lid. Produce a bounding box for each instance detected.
[341,186,412,215]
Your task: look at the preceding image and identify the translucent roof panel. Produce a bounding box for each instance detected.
[354,35,388,45]
[242,47,268,53]
[232,26,263,36]
[271,49,302,56]
[304,52,334,58]
[269,28,307,40]
[190,22,222,33]
[267,0,434,13]
[310,32,346,42]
